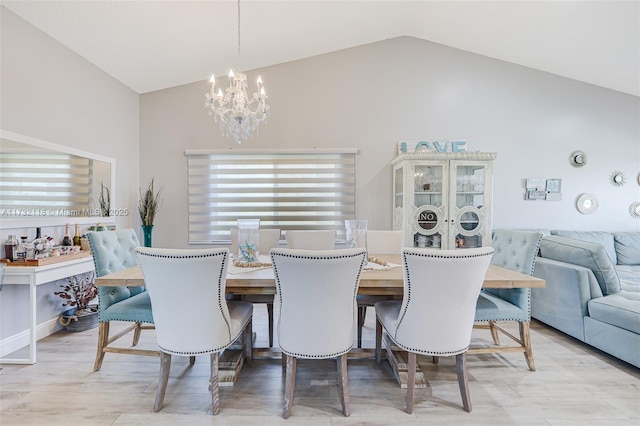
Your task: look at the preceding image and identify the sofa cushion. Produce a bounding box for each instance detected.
[540,236,621,295]
[616,265,640,293]
[588,293,640,334]
[551,230,617,264]
[612,232,640,265]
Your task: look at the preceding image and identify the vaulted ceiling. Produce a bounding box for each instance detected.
[2,1,638,96]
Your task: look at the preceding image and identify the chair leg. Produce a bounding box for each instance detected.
[283,354,297,419]
[132,322,142,346]
[267,302,274,348]
[406,352,416,414]
[189,356,196,365]
[244,319,253,366]
[520,321,536,371]
[357,306,365,348]
[456,352,472,412]
[93,322,109,372]
[337,354,351,416]
[489,320,500,345]
[210,352,221,415]
[154,352,171,412]
[375,318,383,364]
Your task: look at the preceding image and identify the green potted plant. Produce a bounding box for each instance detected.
[138,178,163,247]
[55,272,99,332]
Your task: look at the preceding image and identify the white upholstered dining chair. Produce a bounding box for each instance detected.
[135,247,253,414]
[366,230,404,254]
[375,247,494,413]
[285,230,335,249]
[271,248,367,418]
[356,230,404,348]
[230,227,281,346]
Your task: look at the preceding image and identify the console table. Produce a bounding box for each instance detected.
[0,252,94,364]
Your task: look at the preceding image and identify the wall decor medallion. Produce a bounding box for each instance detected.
[576,193,599,214]
[630,202,640,219]
[610,171,626,187]
[569,151,587,167]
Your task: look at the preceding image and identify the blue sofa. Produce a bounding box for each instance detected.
[531,230,640,368]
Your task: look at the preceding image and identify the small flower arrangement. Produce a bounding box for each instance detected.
[54,272,98,314]
[138,178,163,226]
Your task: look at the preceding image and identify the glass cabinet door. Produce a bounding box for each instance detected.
[392,152,494,251]
[450,161,488,249]
[411,163,447,248]
[393,165,404,231]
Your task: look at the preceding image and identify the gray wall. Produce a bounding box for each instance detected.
[1,8,140,232]
[141,36,640,249]
[0,8,139,342]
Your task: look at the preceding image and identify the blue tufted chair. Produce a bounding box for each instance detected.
[88,229,156,371]
[471,229,543,371]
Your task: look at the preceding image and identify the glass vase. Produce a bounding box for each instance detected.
[237,219,260,262]
[142,225,154,247]
[345,219,368,248]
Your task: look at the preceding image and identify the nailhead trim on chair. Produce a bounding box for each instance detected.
[272,249,367,359]
[394,249,495,348]
[158,314,252,356]
[383,324,470,356]
[477,231,543,321]
[136,250,233,340]
[280,348,352,359]
[272,250,366,312]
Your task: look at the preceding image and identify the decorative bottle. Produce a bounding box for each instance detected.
[62,224,73,246]
[4,234,18,261]
[15,237,28,261]
[73,224,81,246]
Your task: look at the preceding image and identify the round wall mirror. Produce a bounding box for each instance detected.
[570,151,587,167]
[610,171,625,186]
[630,202,640,219]
[576,193,598,214]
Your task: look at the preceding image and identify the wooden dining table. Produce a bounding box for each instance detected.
[94,253,545,387]
[94,254,545,293]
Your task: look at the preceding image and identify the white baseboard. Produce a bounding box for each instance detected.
[0,317,63,358]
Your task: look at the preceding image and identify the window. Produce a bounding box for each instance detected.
[186,149,357,244]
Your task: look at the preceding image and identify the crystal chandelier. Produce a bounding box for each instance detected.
[204,0,269,144]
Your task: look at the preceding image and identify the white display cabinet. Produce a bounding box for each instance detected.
[392,152,496,250]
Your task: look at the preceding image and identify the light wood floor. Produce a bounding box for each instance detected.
[1,305,639,425]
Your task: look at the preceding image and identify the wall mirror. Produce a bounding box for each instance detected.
[0,130,116,228]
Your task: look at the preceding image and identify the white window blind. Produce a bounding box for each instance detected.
[0,152,92,215]
[186,150,357,244]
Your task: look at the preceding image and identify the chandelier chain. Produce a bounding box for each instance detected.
[236,0,241,71]
[203,0,270,144]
